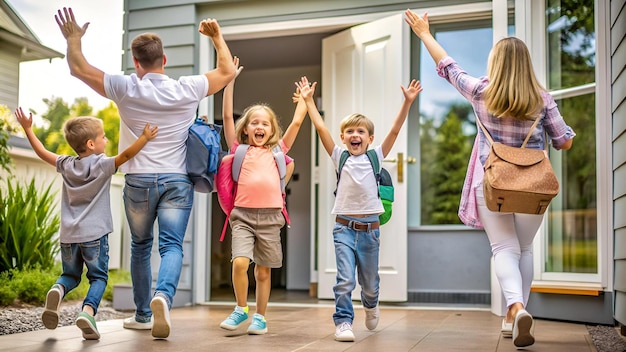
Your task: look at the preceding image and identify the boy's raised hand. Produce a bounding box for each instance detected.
[402,79,423,103]
[14,107,33,130]
[142,123,159,141]
[295,76,317,101]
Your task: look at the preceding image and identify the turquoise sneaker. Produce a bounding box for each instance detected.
[220,306,249,330]
[247,313,267,335]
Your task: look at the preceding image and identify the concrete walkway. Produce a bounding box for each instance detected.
[0,302,597,352]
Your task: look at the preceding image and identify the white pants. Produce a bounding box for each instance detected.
[476,185,544,308]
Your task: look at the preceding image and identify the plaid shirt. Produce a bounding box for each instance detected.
[436,56,576,228]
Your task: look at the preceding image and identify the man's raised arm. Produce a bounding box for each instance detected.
[55,7,106,97]
[198,18,236,96]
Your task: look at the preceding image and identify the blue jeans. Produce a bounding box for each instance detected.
[123,173,193,320]
[332,215,380,325]
[57,235,109,315]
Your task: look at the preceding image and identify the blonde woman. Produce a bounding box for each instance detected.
[405,10,575,348]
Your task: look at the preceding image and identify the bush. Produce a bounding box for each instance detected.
[10,266,58,304]
[0,178,60,272]
[0,271,17,306]
[0,264,131,306]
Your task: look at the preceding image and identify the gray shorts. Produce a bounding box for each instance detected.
[229,207,285,268]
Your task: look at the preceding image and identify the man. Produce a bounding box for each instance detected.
[55,7,235,339]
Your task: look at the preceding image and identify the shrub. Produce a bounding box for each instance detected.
[9,266,58,304]
[0,271,17,306]
[0,264,131,306]
[0,178,60,272]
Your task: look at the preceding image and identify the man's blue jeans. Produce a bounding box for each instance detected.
[58,235,109,315]
[332,214,381,325]
[123,173,193,321]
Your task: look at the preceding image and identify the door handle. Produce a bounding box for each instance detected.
[383,152,416,183]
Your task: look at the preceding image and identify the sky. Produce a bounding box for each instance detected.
[9,0,124,120]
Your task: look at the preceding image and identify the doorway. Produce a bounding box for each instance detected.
[209,32,336,302]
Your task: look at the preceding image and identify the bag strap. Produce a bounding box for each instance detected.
[475,112,541,149]
[365,149,382,199]
[271,145,287,193]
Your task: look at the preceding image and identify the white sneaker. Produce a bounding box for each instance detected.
[501,318,513,338]
[150,295,171,339]
[123,316,153,330]
[335,322,355,342]
[364,305,379,330]
[512,309,535,347]
[41,285,62,329]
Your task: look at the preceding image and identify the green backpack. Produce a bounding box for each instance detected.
[337,149,394,225]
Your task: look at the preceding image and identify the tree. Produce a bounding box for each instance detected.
[98,102,121,156]
[32,97,120,156]
[0,106,15,176]
[429,110,470,224]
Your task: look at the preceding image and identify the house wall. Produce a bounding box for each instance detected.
[0,41,20,111]
[611,0,626,328]
[120,0,622,326]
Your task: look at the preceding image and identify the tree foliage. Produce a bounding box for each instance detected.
[32,97,120,156]
[0,105,16,175]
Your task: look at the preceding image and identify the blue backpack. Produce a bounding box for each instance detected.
[337,149,394,225]
[186,117,226,193]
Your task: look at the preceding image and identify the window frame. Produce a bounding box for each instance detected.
[522,0,611,288]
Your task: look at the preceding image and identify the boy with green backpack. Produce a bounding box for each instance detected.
[296,76,422,342]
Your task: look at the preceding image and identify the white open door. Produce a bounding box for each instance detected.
[317,13,409,301]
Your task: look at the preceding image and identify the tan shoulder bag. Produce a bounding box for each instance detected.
[477,115,559,214]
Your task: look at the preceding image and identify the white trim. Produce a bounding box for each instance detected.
[595,0,613,291]
[221,3,492,40]
[492,0,508,44]
[549,83,596,100]
[193,33,214,304]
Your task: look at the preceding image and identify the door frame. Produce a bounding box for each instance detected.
[195,2,493,304]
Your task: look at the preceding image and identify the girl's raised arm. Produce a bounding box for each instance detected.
[222,56,243,150]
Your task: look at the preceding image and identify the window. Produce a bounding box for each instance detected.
[544,0,597,274]
[415,24,491,226]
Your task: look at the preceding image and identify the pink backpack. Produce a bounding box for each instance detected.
[215,144,291,241]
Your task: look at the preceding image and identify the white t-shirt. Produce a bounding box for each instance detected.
[331,145,384,215]
[104,72,208,174]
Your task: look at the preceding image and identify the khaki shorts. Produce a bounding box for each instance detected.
[229,207,285,268]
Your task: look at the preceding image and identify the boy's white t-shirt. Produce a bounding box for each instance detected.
[331,145,384,215]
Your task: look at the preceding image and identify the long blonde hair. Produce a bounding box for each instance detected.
[484,37,544,121]
[234,104,282,147]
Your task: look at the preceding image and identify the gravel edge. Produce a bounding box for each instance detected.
[0,301,131,336]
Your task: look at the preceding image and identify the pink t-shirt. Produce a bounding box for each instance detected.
[233,140,291,209]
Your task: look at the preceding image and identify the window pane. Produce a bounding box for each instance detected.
[417,27,491,225]
[546,93,597,273]
[546,0,595,90]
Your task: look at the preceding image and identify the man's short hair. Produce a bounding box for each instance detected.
[131,33,164,69]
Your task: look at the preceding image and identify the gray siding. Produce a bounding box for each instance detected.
[612,0,626,327]
[122,2,197,77]
[0,41,20,111]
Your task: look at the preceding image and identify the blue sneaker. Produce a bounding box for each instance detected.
[220,306,249,330]
[247,313,267,335]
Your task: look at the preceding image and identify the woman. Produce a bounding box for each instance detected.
[404,9,575,348]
